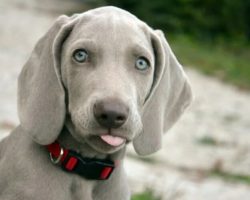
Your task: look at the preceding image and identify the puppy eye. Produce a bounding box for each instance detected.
[135,57,150,71]
[72,49,88,63]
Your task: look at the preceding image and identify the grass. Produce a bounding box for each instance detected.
[196,136,217,146]
[210,169,250,185]
[132,190,161,200]
[168,34,250,90]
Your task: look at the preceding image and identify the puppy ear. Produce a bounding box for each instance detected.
[18,15,78,145]
[133,30,193,155]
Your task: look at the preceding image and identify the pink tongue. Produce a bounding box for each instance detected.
[100,135,125,146]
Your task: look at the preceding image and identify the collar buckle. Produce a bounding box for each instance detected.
[61,150,115,180]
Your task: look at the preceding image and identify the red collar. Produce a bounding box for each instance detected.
[46,142,116,180]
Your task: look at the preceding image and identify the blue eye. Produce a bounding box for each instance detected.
[73,49,88,63]
[135,57,150,70]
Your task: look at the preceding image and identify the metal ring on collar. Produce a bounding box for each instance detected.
[50,147,64,164]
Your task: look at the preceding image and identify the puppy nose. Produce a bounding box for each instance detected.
[94,99,129,129]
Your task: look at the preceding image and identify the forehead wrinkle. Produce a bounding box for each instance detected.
[73,12,151,64]
[76,10,148,43]
[105,16,150,52]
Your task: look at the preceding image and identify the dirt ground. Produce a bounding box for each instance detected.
[1,1,250,199]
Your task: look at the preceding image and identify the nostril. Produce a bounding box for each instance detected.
[116,115,125,122]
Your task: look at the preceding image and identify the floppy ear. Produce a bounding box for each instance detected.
[18,15,78,145]
[133,30,193,155]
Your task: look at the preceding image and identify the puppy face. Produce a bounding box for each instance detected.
[61,11,155,153]
[18,7,192,155]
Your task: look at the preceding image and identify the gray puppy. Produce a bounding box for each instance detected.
[0,6,192,200]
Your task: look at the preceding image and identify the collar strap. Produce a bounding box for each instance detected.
[46,142,116,180]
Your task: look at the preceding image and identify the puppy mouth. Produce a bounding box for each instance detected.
[100,134,126,147]
[84,132,127,154]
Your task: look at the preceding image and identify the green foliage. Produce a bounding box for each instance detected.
[132,190,161,200]
[105,0,250,42]
[169,34,250,89]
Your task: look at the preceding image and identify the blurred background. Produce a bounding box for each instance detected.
[0,0,250,199]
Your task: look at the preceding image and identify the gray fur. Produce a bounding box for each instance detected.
[0,6,192,200]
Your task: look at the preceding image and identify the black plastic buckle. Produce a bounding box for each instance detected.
[61,150,115,180]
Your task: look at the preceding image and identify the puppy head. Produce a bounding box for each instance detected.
[18,7,192,155]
